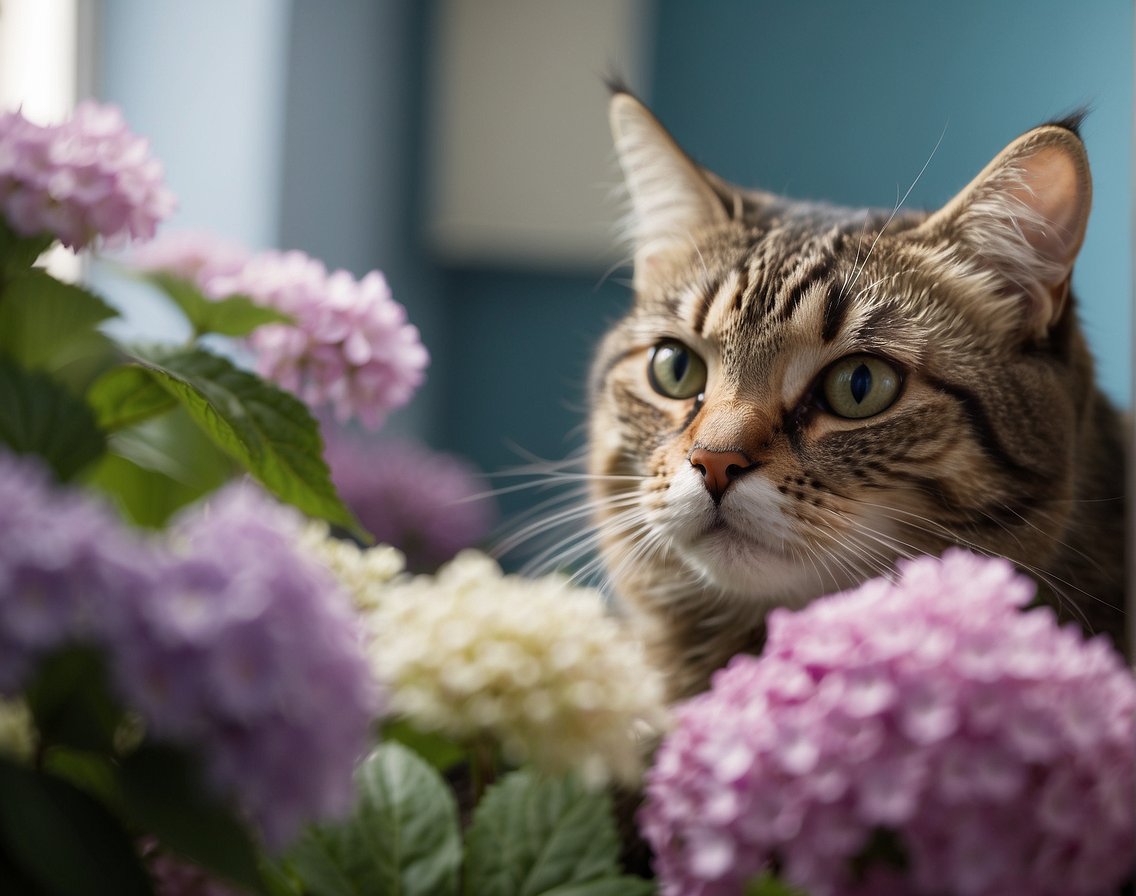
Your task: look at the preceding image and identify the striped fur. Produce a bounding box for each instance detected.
[590,93,1127,700]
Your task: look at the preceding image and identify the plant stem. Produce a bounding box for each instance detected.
[470,738,497,805]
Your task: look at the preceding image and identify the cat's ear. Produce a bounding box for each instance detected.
[609,91,730,288]
[914,121,1091,337]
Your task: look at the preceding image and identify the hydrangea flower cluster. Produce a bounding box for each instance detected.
[120,485,379,848]
[0,452,377,849]
[128,229,250,285]
[298,519,406,611]
[132,237,428,428]
[0,450,150,694]
[369,550,667,785]
[323,429,496,572]
[0,102,175,250]
[640,550,1136,896]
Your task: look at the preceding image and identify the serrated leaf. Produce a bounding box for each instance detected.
[87,453,210,528]
[119,744,267,895]
[0,758,153,896]
[463,770,625,896]
[148,272,293,337]
[87,364,177,431]
[87,409,236,527]
[127,346,364,536]
[287,742,461,896]
[0,270,118,371]
[0,357,105,480]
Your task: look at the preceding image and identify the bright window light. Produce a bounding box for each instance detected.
[0,0,82,279]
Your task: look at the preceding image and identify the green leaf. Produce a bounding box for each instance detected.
[42,748,124,812]
[0,220,54,275]
[125,346,364,536]
[147,272,293,337]
[0,758,153,896]
[259,858,305,896]
[380,719,468,773]
[86,408,236,527]
[88,364,177,431]
[88,452,218,529]
[119,743,268,895]
[287,742,462,896]
[0,270,118,371]
[463,770,628,896]
[24,646,124,755]
[543,880,655,896]
[0,358,106,480]
[744,872,810,896]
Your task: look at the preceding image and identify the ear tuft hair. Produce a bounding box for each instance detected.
[1045,106,1090,139]
[603,72,635,98]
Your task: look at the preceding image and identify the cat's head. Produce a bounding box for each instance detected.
[589,91,1094,630]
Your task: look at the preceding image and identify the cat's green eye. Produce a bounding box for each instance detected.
[822,355,901,419]
[648,340,707,400]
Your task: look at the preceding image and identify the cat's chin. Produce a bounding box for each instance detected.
[680,527,833,607]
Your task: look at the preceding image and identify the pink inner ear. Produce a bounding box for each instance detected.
[1003,145,1088,269]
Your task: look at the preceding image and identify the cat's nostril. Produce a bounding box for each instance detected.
[689,447,755,502]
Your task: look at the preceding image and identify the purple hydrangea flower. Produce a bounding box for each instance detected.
[116,483,380,848]
[0,453,378,849]
[206,251,428,428]
[640,550,1136,896]
[0,102,175,250]
[323,429,496,572]
[0,450,156,693]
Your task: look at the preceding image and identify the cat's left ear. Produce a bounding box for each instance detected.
[914,121,1091,337]
[609,91,732,290]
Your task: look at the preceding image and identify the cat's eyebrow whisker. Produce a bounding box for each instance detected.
[842,123,948,301]
[851,267,921,302]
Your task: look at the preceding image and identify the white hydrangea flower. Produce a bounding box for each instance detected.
[298,521,406,610]
[369,550,668,786]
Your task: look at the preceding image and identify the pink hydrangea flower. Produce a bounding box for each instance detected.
[133,236,428,429]
[640,550,1136,896]
[0,102,175,250]
[128,230,250,284]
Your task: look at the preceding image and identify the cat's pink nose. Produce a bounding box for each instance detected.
[689,447,755,503]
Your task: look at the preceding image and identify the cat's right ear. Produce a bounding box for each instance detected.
[609,92,729,290]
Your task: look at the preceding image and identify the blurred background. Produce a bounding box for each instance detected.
[1,0,1131,549]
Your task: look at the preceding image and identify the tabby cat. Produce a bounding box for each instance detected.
[588,90,1127,701]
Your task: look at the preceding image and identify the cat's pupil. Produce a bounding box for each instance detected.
[672,351,689,383]
[850,363,872,404]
